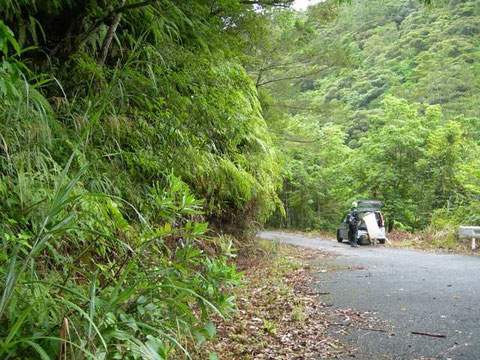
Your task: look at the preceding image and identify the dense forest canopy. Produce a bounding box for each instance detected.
[265,0,480,232]
[0,0,479,358]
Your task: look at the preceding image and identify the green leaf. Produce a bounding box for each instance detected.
[88,271,97,340]
[204,321,216,338]
[1,306,33,351]
[56,298,107,351]
[144,336,166,360]
[209,352,220,360]
[24,340,52,360]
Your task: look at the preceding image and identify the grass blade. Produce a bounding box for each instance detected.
[18,336,97,359]
[0,246,19,317]
[88,271,97,340]
[1,305,32,353]
[56,298,107,351]
[24,340,51,360]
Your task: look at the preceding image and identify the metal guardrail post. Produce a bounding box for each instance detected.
[459,226,480,251]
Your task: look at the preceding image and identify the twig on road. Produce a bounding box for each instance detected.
[411,331,446,338]
[359,327,389,333]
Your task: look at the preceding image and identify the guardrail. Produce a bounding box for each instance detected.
[459,226,480,251]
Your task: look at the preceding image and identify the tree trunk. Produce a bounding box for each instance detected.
[98,0,126,67]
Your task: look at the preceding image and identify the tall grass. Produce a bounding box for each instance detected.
[0,148,240,358]
[0,28,241,360]
[0,6,283,355]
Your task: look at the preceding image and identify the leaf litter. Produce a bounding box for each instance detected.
[195,241,389,359]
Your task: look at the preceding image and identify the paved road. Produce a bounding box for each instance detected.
[258,231,480,360]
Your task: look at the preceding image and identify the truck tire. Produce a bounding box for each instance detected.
[337,230,343,243]
[379,238,386,244]
[359,235,370,245]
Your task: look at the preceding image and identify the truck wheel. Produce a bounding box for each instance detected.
[337,230,343,243]
[359,235,370,245]
[379,238,386,244]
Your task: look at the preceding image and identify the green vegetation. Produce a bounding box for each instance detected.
[265,0,480,232]
[0,0,287,358]
[0,0,479,358]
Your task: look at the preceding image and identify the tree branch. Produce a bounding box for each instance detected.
[239,0,293,7]
[76,0,162,51]
[99,0,126,66]
[256,59,340,87]
[265,103,327,113]
[253,61,311,73]
[281,136,320,144]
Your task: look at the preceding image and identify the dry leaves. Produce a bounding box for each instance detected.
[196,242,385,359]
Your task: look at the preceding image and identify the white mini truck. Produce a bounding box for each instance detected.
[337,200,386,245]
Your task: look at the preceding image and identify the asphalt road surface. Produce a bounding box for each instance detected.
[258,231,480,360]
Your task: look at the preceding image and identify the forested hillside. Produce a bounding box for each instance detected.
[266,0,480,233]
